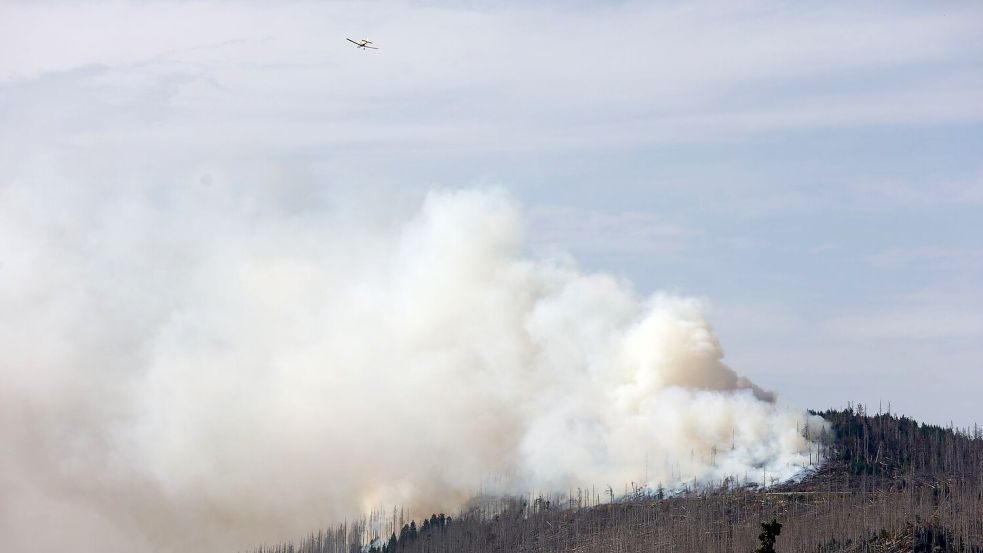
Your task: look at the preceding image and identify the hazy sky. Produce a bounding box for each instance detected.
[3,0,982,427]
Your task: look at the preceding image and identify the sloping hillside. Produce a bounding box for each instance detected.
[255,407,983,553]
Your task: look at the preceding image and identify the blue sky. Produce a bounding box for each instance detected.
[3,0,982,426]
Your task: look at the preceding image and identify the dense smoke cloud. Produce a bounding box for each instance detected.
[0,182,824,552]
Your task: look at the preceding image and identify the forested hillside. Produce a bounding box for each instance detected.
[254,407,983,553]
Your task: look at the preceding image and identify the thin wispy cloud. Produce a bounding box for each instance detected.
[865,246,983,270]
[528,205,696,257]
[824,307,983,341]
[3,1,982,157]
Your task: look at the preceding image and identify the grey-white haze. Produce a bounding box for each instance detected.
[2,0,983,551]
[0,181,825,551]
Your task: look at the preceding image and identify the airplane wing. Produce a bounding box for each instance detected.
[346,38,360,45]
[363,45,378,49]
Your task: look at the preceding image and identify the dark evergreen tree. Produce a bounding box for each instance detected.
[753,519,782,553]
[398,523,410,544]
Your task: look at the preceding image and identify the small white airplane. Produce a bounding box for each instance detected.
[347,38,378,50]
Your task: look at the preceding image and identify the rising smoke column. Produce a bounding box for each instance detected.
[0,183,825,552]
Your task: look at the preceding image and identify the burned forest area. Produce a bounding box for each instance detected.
[256,407,983,553]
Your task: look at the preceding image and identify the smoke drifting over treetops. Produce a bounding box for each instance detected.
[0,183,825,552]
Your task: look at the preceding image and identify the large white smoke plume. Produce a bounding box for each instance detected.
[0,182,825,552]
